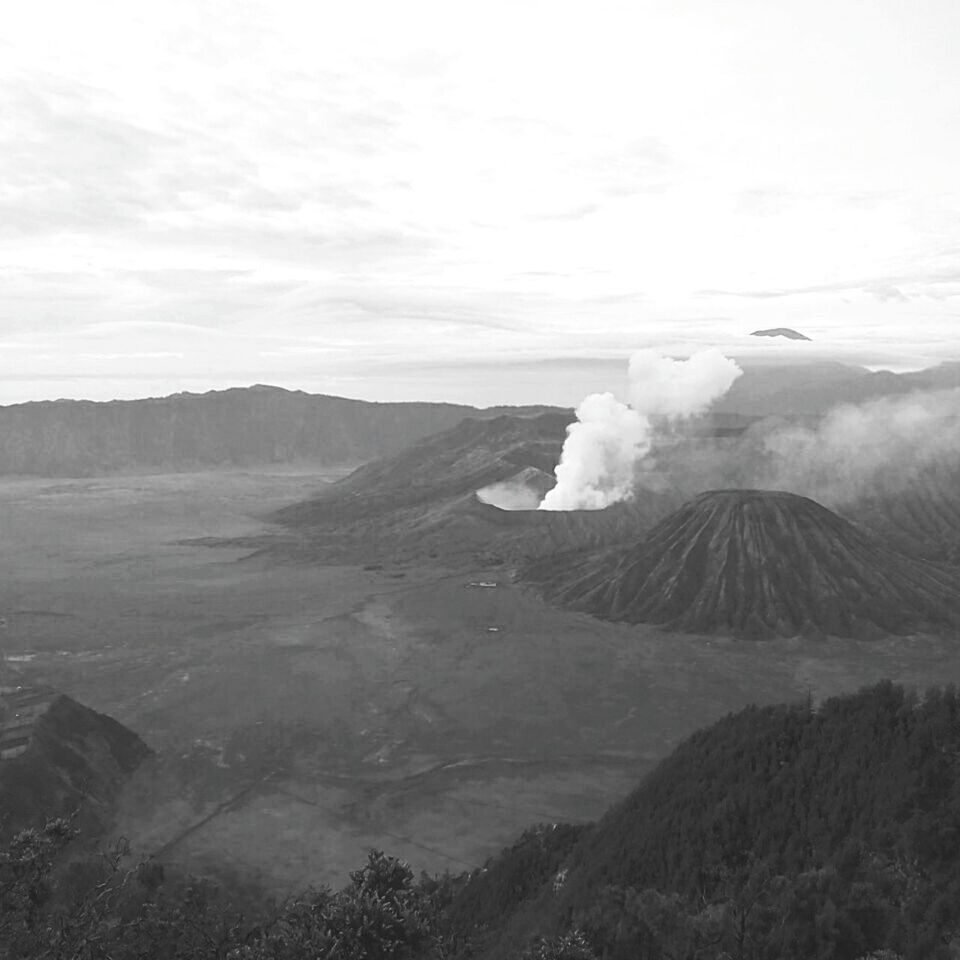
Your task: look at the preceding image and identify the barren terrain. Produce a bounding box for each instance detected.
[2,470,960,894]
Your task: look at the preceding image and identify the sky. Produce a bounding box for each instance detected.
[2,0,959,407]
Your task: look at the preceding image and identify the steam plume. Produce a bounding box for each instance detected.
[627,349,745,418]
[477,467,555,510]
[757,387,960,506]
[619,385,960,511]
[539,349,742,510]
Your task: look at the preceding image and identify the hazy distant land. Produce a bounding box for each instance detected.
[3,466,960,893]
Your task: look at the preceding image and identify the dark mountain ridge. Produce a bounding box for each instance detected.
[0,386,490,477]
[524,489,960,639]
[1,362,956,475]
[716,360,960,416]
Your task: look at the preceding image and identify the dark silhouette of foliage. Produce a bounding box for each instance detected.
[0,838,448,960]
[7,684,960,960]
[519,929,598,959]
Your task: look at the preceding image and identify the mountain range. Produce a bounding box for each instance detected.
[2,361,958,476]
[716,360,960,417]
[0,386,481,477]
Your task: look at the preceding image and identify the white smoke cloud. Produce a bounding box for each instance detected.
[539,349,743,510]
[757,387,960,505]
[628,348,744,418]
[621,384,960,511]
[538,393,651,510]
[477,480,545,510]
[476,473,550,510]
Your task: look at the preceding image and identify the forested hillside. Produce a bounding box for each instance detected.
[450,682,960,959]
[6,684,960,958]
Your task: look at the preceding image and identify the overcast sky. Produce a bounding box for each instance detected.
[2,0,959,406]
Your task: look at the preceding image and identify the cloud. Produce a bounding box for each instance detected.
[540,350,743,510]
[598,136,676,198]
[752,387,960,507]
[30,352,185,362]
[286,290,525,331]
[698,282,860,299]
[118,269,252,290]
[1,1,959,404]
[869,285,910,303]
[532,204,602,222]
[0,77,165,236]
[0,55,415,262]
[79,320,224,336]
[698,265,960,301]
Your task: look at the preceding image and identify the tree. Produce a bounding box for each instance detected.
[0,818,75,957]
[231,849,446,960]
[519,929,598,960]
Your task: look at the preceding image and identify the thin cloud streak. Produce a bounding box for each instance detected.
[1,0,959,403]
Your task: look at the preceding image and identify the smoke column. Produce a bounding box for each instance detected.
[628,349,745,417]
[539,349,742,510]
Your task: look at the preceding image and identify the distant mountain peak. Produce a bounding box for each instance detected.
[750,327,812,341]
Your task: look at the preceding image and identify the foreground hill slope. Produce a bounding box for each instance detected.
[0,386,481,476]
[0,688,151,837]
[524,489,960,638]
[9,685,960,958]
[450,683,960,960]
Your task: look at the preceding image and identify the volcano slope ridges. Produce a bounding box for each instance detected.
[524,489,960,639]
[274,411,571,528]
[265,409,681,564]
[263,411,672,565]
